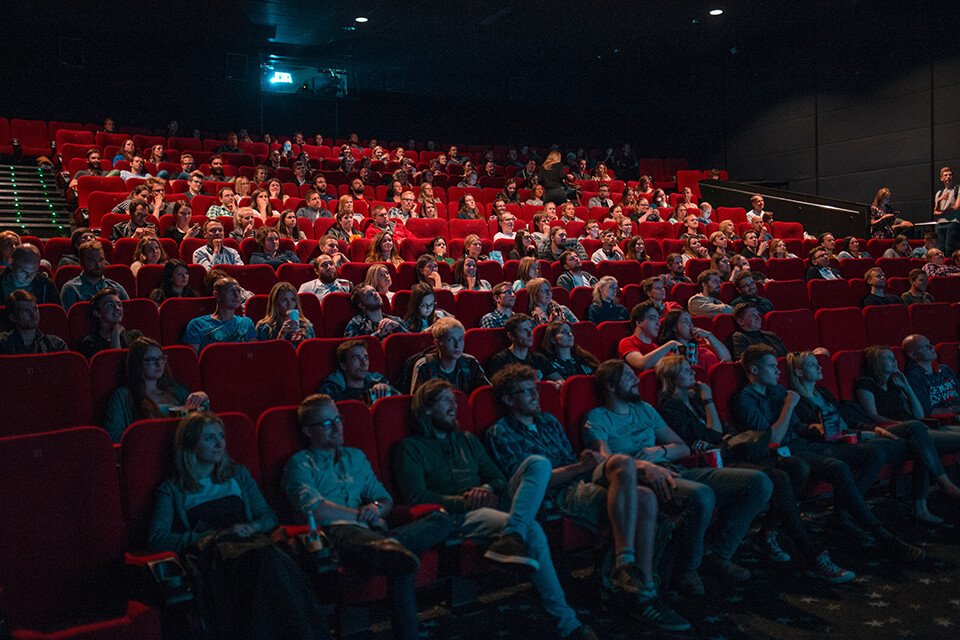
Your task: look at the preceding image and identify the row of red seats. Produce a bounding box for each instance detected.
[14,296,960,437]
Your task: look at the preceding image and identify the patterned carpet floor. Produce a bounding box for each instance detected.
[361,490,960,640]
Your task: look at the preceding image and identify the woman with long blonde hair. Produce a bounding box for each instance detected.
[255,282,314,342]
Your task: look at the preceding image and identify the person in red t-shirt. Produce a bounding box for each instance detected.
[656,309,730,374]
[619,301,684,372]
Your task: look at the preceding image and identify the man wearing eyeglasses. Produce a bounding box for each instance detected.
[486,364,691,631]
[387,191,418,222]
[174,154,196,181]
[284,393,452,640]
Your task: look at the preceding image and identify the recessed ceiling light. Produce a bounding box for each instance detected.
[709,9,723,16]
[355,16,369,23]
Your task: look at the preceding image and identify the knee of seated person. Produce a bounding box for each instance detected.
[688,483,716,514]
[752,470,774,498]
[519,454,552,479]
[607,453,636,479]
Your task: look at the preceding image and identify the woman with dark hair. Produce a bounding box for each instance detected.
[148,412,329,639]
[164,202,200,244]
[850,346,960,522]
[837,237,871,260]
[508,230,539,260]
[365,231,403,267]
[427,236,453,265]
[403,282,451,332]
[415,254,444,288]
[656,355,856,583]
[255,282,314,342]
[456,194,482,220]
[250,188,276,222]
[276,210,306,240]
[656,309,730,372]
[112,139,137,164]
[251,227,299,268]
[525,183,545,206]
[80,287,144,359]
[870,187,912,238]
[103,337,209,442]
[266,178,289,204]
[709,252,732,281]
[130,236,168,276]
[149,259,197,304]
[624,235,649,263]
[540,321,598,377]
[387,179,404,204]
[327,208,362,244]
[449,257,491,293]
[497,178,521,205]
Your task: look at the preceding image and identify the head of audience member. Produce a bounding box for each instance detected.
[841,236,863,258]
[593,276,620,306]
[733,270,759,299]
[209,155,225,177]
[405,283,440,330]
[513,231,538,259]
[817,233,836,254]
[203,219,225,248]
[66,227,95,257]
[364,263,392,296]
[741,344,779,388]
[665,253,684,278]
[410,378,459,437]
[89,286,123,331]
[124,335,175,395]
[251,226,279,255]
[5,290,39,333]
[597,229,617,253]
[733,302,763,333]
[640,277,667,305]
[559,250,582,274]
[366,231,397,264]
[272,210,296,239]
[491,363,541,419]
[750,194,764,213]
[526,277,555,312]
[625,235,647,261]
[133,236,166,266]
[594,359,641,407]
[902,334,937,368]
[504,313,535,353]
[659,311,703,351]
[907,269,928,296]
[171,412,234,491]
[127,198,151,231]
[431,317,466,363]
[307,252,338,284]
[78,240,106,280]
[741,230,759,250]
[451,256,480,289]
[413,254,437,285]
[7,244,43,288]
[427,236,448,261]
[548,227,568,253]
[464,234,484,261]
[597,183,611,201]
[925,248,947,265]
[351,284,383,317]
[940,166,954,187]
[860,345,901,386]
[685,236,708,259]
[491,281,516,313]
[541,320,598,369]
[334,340,372,387]
[263,282,306,331]
[159,259,191,295]
[864,267,887,294]
[783,351,824,393]
[187,171,204,195]
[768,238,789,258]
[710,252,731,280]
[718,220,737,240]
[85,148,102,171]
[696,270,722,298]
[630,300,661,341]
[213,276,242,314]
[298,394,343,451]
[655,354,697,402]
[699,201,713,220]
[809,247,830,269]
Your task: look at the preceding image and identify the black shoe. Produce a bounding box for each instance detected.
[830,513,875,547]
[882,536,926,564]
[364,539,419,576]
[632,597,692,632]
[483,533,540,573]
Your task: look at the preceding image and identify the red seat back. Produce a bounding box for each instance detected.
[199,341,300,417]
[863,305,911,346]
[815,307,869,352]
[808,279,853,310]
[159,297,217,345]
[0,353,93,435]
[908,303,957,344]
[297,336,385,397]
[765,309,820,351]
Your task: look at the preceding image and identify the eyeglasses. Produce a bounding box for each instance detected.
[142,356,167,366]
[509,386,539,398]
[304,415,343,431]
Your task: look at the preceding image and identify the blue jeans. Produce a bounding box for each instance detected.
[672,467,773,572]
[326,511,453,640]
[936,221,960,256]
[460,455,581,638]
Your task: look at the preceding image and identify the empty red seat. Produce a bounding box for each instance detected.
[927,276,960,303]
[863,305,911,346]
[815,307,868,352]
[464,327,510,370]
[771,221,804,239]
[38,303,69,341]
[808,279,853,310]
[455,290,495,327]
[10,118,50,156]
[320,291,358,337]
[560,375,602,452]
[765,309,820,351]
[716,207,747,224]
[838,257,875,280]
[382,331,436,387]
[0,352,93,435]
[76,176,126,209]
[708,361,749,424]
[405,218,448,239]
[0,427,161,639]
[908,303,957,344]
[200,341,300,417]
[832,349,866,400]
[765,258,805,281]
[218,264,278,295]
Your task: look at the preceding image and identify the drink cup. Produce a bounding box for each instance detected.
[287,309,300,324]
[701,449,723,468]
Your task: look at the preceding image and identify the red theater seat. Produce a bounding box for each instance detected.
[765,309,821,351]
[815,307,868,353]
[908,303,957,344]
[808,279,853,310]
[200,341,300,417]
[297,336,385,397]
[863,305,911,346]
[159,297,217,345]
[0,428,161,639]
[0,352,93,435]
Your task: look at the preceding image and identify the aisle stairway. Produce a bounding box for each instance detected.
[0,164,71,237]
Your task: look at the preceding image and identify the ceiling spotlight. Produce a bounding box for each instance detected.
[355,16,369,23]
[709,9,723,16]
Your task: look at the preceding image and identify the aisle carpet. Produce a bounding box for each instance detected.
[363,491,959,640]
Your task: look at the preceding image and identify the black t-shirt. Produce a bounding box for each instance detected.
[80,329,144,359]
[853,377,911,421]
[486,348,556,381]
[861,293,904,307]
[731,330,787,360]
[536,165,567,191]
[658,395,723,448]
